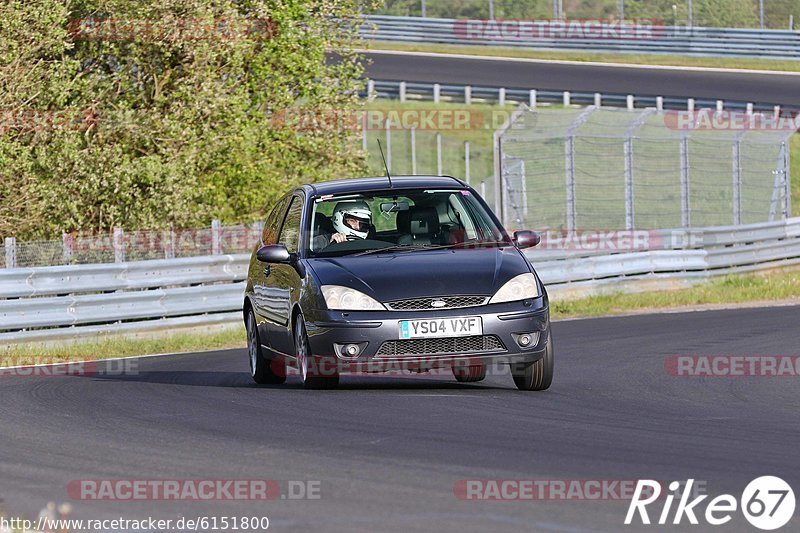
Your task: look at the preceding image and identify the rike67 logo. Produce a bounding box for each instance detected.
[625,477,795,530]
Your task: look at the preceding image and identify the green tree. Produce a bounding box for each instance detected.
[1,0,373,240]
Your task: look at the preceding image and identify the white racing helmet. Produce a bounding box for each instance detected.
[332,200,372,240]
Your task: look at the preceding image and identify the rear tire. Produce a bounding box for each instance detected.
[512,330,554,391]
[294,314,339,390]
[247,309,286,385]
[452,363,486,383]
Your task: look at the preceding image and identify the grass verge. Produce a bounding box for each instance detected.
[366,42,800,73]
[551,269,800,319]
[3,271,800,365]
[0,326,246,367]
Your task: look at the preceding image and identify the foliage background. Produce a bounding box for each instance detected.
[378,0,800,29]
[1,0,372,240]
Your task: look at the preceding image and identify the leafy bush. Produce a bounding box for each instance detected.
[1,0,373,240]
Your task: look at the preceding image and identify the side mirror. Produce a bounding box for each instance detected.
[256,244,291,263]
[513,230,541,249]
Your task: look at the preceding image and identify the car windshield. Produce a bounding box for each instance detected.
[306,188,510,257]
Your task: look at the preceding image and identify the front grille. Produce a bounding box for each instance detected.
[385,295,489,311]
[375,335,505,357]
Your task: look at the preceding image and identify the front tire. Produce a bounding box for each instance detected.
[247,309,286,385]
[452,363,486,383]
[512,330,554,391]
[294,314,339,390]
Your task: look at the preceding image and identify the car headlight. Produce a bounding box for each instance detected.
[322,285,386,311]
[488,273,541,304]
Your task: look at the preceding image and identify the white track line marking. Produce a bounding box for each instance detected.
[358,48,800,77]
[0,348,239,371]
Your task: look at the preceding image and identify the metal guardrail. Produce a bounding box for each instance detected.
[365,79,786,113]
[0,255,249,344]
[363,15,800,60]
[1,218,800,344]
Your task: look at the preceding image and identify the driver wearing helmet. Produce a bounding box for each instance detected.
[312,200,373,250]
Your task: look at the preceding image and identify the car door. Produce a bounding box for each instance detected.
[252,195,291,345]
[264,194,305,356]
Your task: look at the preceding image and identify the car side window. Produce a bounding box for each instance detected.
[262,196,290,245]
[278,196,304,253]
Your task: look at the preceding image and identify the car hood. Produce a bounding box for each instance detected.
[306,247,533,302]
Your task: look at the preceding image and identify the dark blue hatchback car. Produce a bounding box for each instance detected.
[243,176,553,390]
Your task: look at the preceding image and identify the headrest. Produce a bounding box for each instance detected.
[396,209,411,234]
[409,207,440,236]
[314,213,333,234]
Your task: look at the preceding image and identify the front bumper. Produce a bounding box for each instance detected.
[304,298,549,373]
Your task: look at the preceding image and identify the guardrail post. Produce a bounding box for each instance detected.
[62,233,73,264]
[656,96,664,111]
[4,237,16,269]
[385,118,392,172]
[732,138,742,225]
[164,228,176,259]
[361,112,368,152]
[410,126,417,175]
[626,95,634,110]
[367,80,375,101]
[680,135,691,227]
[774,105,781,117]
[624,136,634,229]
[784,142,792,218]
[594,93,601,107]
[399,81,407,103]
[211,220,222,255]
[687,98,695,112]
[746,103,754,115]
[464,141,471,184]
[563,91,570,107]
[565,137,577,231]
[716,100,724,112]
[498,87,506,106]
[529,89,537,108]
[433,83,440,103]
[464,85,472,105]
[113,227,125,263]
[493,130,502,215]
[436,132,443,175]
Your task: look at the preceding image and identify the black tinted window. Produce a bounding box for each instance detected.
[279,196,304,253]
[262,196,290,245]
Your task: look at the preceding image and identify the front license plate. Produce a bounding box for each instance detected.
[399,317,482,339]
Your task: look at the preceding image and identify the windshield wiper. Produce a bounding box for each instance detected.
[355,241,511,256]
[414,240,512,251]
[353,244,431,257]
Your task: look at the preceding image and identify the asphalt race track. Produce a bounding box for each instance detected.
[1,305,799,532]
[363,51,800,107]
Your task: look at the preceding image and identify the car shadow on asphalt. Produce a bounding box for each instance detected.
[77,370,512,391]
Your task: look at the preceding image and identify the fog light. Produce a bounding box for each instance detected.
[515,332,539,348]
[344,344,360,357]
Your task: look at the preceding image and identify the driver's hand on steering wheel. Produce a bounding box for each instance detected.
[330,233,347,244]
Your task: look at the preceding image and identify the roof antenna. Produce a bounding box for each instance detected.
[377,139,393,188]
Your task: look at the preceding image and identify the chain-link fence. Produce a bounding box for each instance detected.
[2,222,263,269]
[377,0,798,30]
[497,106,794,231]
